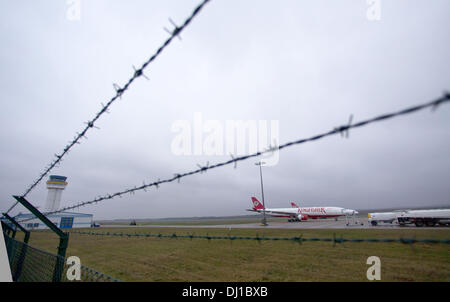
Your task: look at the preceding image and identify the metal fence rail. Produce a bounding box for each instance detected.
[3,235,119,282]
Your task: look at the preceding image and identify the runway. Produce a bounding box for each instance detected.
[100,217,448,229]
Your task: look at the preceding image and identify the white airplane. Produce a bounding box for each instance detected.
[248,197,359,224]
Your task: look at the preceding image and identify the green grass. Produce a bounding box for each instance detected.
[15,227,450,282]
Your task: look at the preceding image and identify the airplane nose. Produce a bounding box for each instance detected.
[343,209,356,215]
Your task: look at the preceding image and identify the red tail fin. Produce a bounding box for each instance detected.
[291,202,299,208]
[251,197,264,210]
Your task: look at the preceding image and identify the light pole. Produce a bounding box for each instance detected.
[255,161,268,226]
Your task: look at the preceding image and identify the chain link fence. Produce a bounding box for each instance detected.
[3,234,119,282]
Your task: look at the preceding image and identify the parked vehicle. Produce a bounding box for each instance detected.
[397,209,450,227]
[368,212,402,226]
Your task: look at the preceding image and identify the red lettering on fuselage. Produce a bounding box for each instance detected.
[299,207,328,216]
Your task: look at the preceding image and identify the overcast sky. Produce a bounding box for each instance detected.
[1,0,449,220]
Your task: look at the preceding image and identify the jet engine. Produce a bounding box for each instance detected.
[297,214,308,221]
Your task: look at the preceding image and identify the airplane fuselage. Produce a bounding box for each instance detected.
[254,207,346,218]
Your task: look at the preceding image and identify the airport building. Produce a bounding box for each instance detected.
[11,175,93,230]
[13,211,93,230]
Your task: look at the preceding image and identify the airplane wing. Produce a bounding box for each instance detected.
[247,208,297,216]
[264,210,298,217]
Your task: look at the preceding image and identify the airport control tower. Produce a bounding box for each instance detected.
[44,175,68,212]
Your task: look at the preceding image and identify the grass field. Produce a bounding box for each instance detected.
[15,227,450,282]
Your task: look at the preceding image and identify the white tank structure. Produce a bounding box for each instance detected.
[44,175,68,212]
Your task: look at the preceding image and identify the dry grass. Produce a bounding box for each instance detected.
[15,227,450,282]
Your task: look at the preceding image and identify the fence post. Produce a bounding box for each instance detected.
[1,220,15,239]
[1,222,16,277]
[12,195,69,282]
[2,213,32,281]
[2,213,30,244]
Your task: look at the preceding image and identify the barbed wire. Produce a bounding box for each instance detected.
[70,230,450,245]
[5,0,212,216]
[16,92,450,222]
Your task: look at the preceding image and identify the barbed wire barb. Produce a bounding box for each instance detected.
[432,91,450,111]
[335,114,353,138]
[113,83,124,98]
[174,174,181,183]
[230,154,237,169]
[85,121,100,130]
[197,161,210,173]
[133,65,149,80]
[164,18,182,41]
